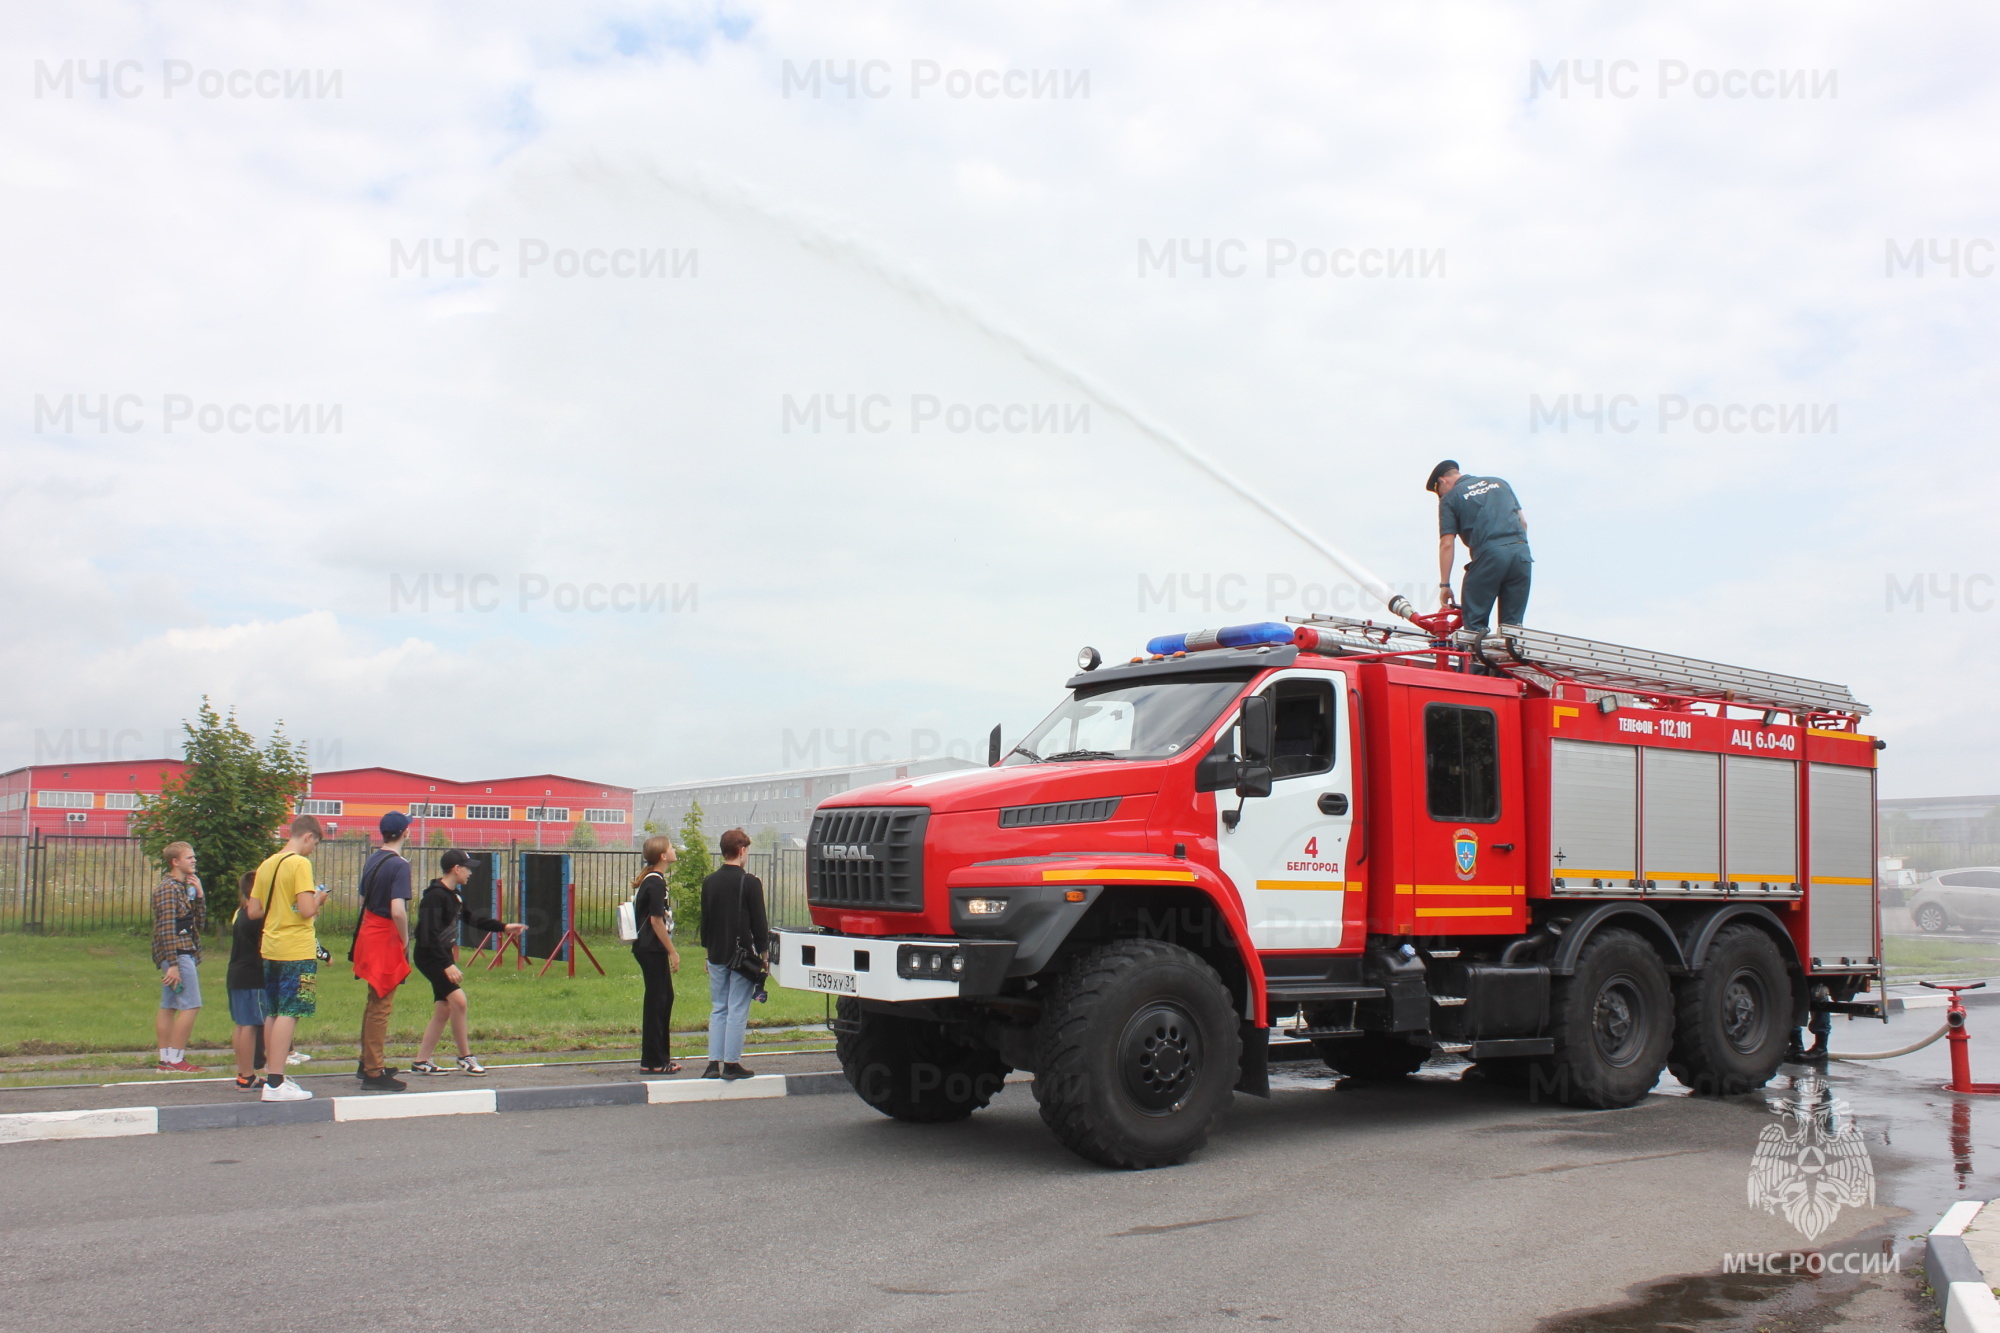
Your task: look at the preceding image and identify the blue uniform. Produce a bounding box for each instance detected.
[1439,474,1532,631]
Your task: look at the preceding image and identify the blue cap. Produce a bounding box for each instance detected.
[380,811,412,838]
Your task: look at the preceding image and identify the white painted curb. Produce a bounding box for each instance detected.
[1946,1283,2000,1333]
[1938,1202,1986,1236]
[332,1089,497,1122]
[1931,1200,2000,1333]
[0,1106,159,1143]
[644,1075,788,1104]
[0,1068,1034,1145]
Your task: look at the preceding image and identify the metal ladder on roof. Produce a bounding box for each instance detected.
[1287,614,1869,718]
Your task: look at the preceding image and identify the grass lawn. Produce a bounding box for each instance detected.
[0,932,834,1082]
[1882,932,2000,981]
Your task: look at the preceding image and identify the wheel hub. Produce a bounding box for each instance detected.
[1721,969,1768,1054]
[1119,1002,1202,1115]
[1592,976,1646,1067]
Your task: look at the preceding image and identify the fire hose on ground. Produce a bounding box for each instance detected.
[1830,1024,1949,1060]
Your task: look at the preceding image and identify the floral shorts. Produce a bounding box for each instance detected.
[263,958,319,1018]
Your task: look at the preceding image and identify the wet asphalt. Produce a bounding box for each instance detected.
[7,950,2000,1333]
[4,1002,1995,1333]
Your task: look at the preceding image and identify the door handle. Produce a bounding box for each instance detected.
[1492,843,1515,852]
[1318,792,1349,816]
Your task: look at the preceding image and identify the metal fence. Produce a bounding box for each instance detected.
[0,833,809,938]
[0,834,158,933]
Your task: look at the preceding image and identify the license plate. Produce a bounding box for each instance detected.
[806,969,858,994]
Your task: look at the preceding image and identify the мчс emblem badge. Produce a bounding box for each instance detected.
[1453,829,1479,880]
[1747,1076,1875,1242]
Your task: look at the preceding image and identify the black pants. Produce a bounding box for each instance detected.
[1459,542,1533,633]
[636,949,675,1068]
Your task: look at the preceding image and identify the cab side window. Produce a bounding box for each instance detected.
[1265,679,1337,781]
[1425,704,1499,822]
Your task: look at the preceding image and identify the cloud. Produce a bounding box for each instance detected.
[1,1,1994,796]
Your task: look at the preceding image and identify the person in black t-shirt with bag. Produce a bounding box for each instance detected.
[408,850,523,1076]
[630,836,683,1075]
[700,827,769,1081]
[226,872,270,1091]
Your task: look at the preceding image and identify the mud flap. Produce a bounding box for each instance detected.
[1235,1022,1270,1098]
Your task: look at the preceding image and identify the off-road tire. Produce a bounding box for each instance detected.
[1667,924,1792,1097]
[835,998,1009,1123]
[1315,1031,1429,1080]
[1033,939,1242,1169]
[1916,902,1949,934]
[1540,927,1673,1108]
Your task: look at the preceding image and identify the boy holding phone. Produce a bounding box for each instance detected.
[243,815,328,1102]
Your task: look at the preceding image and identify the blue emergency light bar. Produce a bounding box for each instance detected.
[1145,622,1296,656]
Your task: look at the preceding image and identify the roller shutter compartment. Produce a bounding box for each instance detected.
[1724,757,1797,895]
[1808,764,1875,965]
[1642,748,1719,892]
[1550,740,1637,892]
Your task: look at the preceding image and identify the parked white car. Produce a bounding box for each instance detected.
[1909,867,2000,933]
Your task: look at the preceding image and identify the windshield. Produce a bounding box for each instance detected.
[1004,676,1248,764]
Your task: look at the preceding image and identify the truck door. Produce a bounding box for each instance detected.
[1406,693,1527,933]
[1215,670,1357,951]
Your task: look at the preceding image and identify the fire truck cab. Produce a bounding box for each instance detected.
[771,616,1882,1169]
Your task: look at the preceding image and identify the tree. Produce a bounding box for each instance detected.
[567,819,599,849]
[668,802,712,941]
[129,698,311,925]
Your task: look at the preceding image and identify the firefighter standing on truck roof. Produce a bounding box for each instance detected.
[1427,459,1532,633]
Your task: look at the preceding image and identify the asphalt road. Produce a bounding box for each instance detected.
[7,1031,1973,1333]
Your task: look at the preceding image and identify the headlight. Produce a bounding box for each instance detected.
[966,897,1009,915]
[897,944,963,980]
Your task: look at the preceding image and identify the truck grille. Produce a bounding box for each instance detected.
[807,806,928,912]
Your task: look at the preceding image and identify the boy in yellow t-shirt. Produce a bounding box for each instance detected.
[244,814,328,1103]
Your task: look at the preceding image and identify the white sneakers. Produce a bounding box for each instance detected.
[286,1051,311,1066]
[260,1078,313,1102]
[456,1055,487,1076]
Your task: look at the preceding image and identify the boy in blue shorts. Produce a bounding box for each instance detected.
[226,872,270,1091]
[151,841,206,1073]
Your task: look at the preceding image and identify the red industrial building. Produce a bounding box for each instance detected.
[0,758,190,837]
[296,768,634,847]
[0,761,633,846]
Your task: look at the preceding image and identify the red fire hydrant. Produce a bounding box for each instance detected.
[1923,982,2000,1095]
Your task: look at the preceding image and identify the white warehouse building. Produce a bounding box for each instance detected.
[635,757,980,848]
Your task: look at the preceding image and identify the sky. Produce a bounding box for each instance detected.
[2,1,1995,797]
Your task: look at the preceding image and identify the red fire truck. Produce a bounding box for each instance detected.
[771,614,1882,1169]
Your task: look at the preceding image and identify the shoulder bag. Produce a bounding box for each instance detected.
[247,852,295,967]
[725,870,769,987]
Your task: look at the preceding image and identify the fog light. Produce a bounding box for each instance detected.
[966,897,1008,915]
[928,952,944,973]
[950,953,966,975]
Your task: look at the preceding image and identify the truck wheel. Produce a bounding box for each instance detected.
[1543,927,1672,1108]
[1033,939,1242,1169]
[1667,925,1791,1096]
[835,998,1010,1123]
[1916,902,1949,933]
[1315,1032,1428,1080]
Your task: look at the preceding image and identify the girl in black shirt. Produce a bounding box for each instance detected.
[631,836,683,1074]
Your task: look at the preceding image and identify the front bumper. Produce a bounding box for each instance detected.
[772,929,1015,1003]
